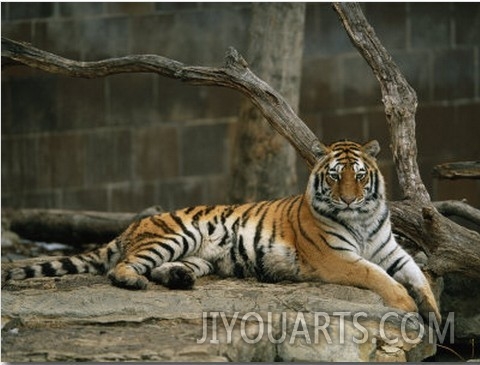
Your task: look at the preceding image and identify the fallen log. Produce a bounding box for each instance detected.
[432,161,480,180]
[2,206,163,245]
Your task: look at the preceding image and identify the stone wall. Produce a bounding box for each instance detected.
[2,3,479,212]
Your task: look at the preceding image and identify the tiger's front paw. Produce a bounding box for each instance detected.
[151,264,196,290]
[385,283,418,314]
[413,284,442,323]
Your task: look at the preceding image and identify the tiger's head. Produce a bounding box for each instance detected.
[306,140,386,217]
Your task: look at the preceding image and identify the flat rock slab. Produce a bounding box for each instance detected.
[2,259,436,362]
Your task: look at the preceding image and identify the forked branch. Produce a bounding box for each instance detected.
[333,3,428,204]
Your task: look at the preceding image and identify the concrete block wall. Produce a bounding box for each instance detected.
[2,3,479,212]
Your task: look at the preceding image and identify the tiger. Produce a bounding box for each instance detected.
[4,140,441,322]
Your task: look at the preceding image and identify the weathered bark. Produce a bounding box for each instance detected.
[2,206,163,245]
[332,3,428,204]
[433,161,480,179]
[229,3,305,202]
[433,200,480,227]
[389,202,480,278]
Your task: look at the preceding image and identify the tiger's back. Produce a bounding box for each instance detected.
[4,140,441,322]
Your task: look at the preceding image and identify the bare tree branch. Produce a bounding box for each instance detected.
[332,3,430,204]
[433,161,480,180]
[433,200,480,227]
[2,37,320,170]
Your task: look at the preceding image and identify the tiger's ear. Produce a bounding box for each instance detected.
[312,141,330,159]
[362,140,381,158]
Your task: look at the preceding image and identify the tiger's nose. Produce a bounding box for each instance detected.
[341,195,356,205]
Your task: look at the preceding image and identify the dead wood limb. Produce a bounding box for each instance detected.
[433,161,480,180]
[333,3,429,204]
[2,206,163,245]
[433,200,480,227]
[389,202,480,279]
[1,37,320,170]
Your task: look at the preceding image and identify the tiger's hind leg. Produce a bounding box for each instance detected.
[108,261,150,290]
[150,256,213,290]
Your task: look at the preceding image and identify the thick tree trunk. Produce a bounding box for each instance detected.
[229,3,305,203]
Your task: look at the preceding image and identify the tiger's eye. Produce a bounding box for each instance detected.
[328,171,340,181]
[356,172,366,181]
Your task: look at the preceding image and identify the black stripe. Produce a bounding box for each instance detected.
[136,254,158,267]
[296,201,330,252]
[277,197,294,240]
[370,232,392,261]
[298,200,351,252]
[268,220,277,249]
[221,205,237,221]
[219,217,239,247]
[286,196,302,219]
[160,242,176,261]
[183,206,196,214]
[229,231,245,278]
[40,262,57,277]
[253,208,269,281]
[180,234,191,257]
[182,260,199,271]
[83,253,106,274]
[313,174,320,192]
[192,208,205,222]
[386,256,407,277]
[377,244,398,267]
[237,235,249,263]
[136,231,163,241]
[24,266,36,279]
[322,209,362,243]
[134,238,175,252]
[203,205,217,216]
[125,219,142,235]
[325,230,357,250]
[240,201,264,224]
[149,215,175,234]
[207,222,215,235]
[234,263,245,278]
[60,258,79,274]
[146,246,166,261]
[368,207,388,239]
[229,238,240,273]
[394,257,410,274]
[369,170,378,198]
[170,213,196,242]
[90,260,106,274]
[296,200,322,250]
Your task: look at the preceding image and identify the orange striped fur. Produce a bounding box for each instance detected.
[5,140,440,321]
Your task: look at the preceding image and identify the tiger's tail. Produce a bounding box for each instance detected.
[4,239,121,282]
